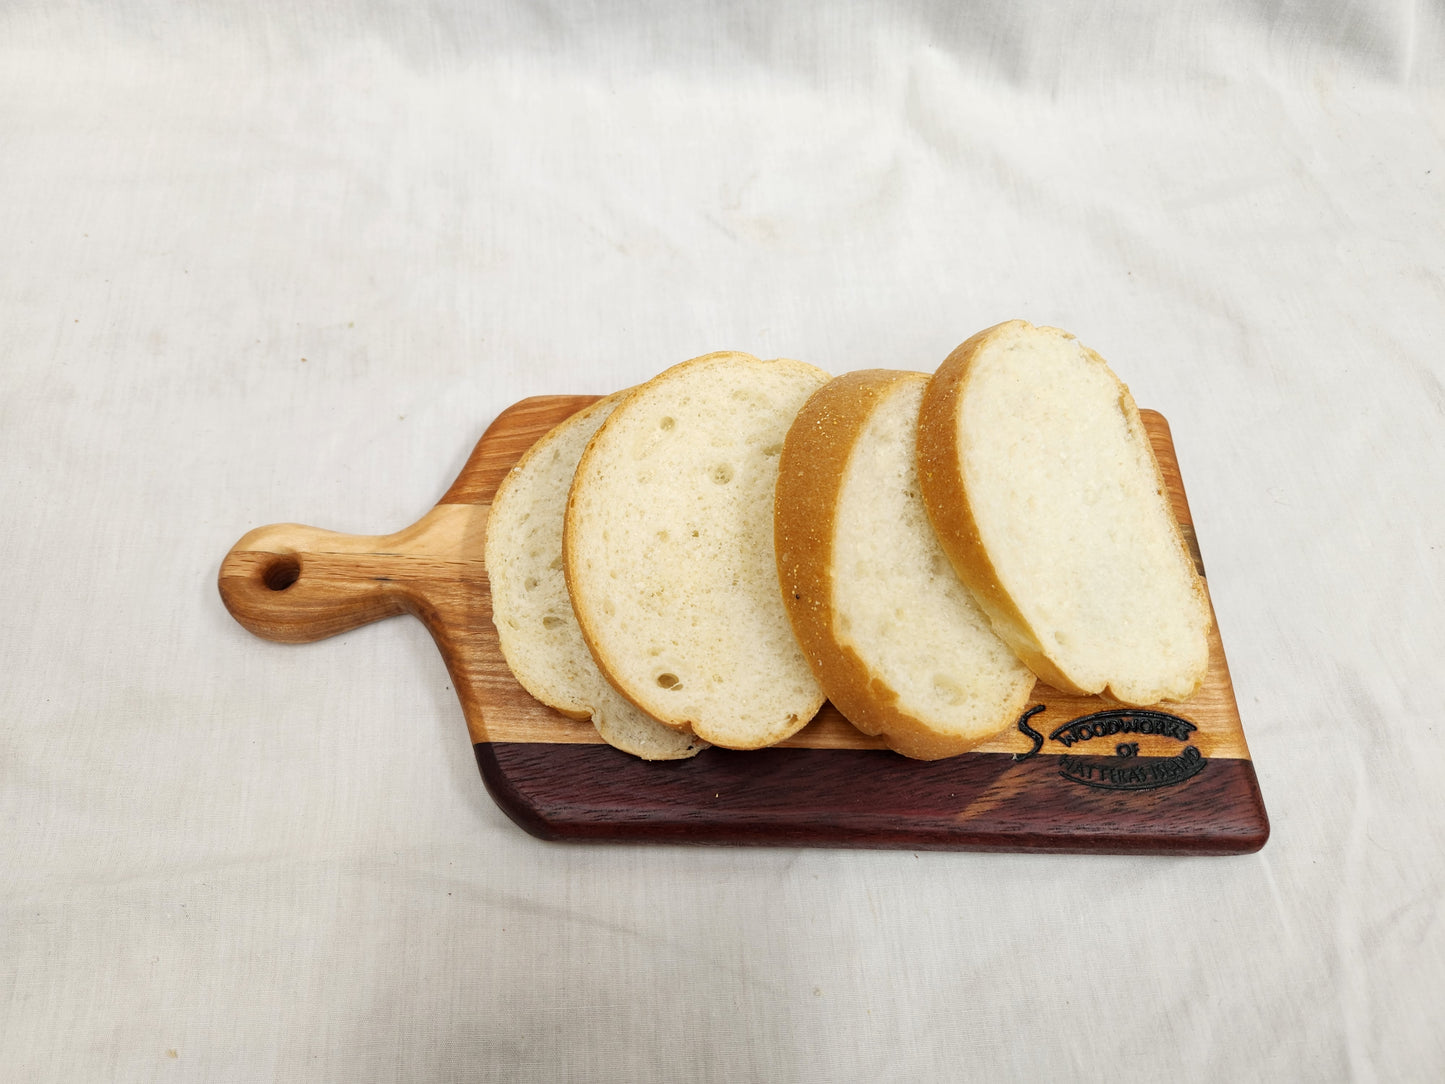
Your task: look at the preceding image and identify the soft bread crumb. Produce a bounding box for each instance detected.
[565,353,829,749]
[919,320,1212,705]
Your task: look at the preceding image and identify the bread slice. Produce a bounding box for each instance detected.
[776,370,1036,759]
[916,320,1212,705]
[484,392,707,760]
[564,352,830,750]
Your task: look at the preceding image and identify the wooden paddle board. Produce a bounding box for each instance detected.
[218,396,1269,853]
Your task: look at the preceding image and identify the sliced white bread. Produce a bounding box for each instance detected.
[775,370,1037,760]
[916,320,1212,705]
[564,352,830,750]
[484,392,707,760]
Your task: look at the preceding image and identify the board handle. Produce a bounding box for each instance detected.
[217,505,486,643]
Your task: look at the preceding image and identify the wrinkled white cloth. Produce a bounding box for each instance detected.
[2,3,1443,1080]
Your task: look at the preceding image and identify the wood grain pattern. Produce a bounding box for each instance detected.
[475,744,1268,854]
[219,394,1269,853]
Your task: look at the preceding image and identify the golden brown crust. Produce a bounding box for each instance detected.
[775,370,898,739]
[776,369,1026,760]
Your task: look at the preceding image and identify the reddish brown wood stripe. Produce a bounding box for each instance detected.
[476,742,1269,854]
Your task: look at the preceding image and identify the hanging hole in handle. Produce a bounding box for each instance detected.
[262,554,301,591]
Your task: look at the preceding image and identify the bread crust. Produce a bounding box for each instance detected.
[776,369,1032,759]
[916,320,1209,704]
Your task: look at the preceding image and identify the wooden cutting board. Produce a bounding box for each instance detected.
[218,396,1269,854]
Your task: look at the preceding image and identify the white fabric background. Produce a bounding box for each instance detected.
[3,2,1443,1080]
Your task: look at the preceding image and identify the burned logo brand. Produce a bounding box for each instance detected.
[1049,709,1195,748]
[1057,744,1205,790]
[1014,706,1206,791]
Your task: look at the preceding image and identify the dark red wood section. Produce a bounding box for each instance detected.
[475,743,1269,854]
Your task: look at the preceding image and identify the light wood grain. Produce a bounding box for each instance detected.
[219,396,1253,762]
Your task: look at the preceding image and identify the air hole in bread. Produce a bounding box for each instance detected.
[711,464,733,484]
[659,416,675,431]
[542,615,564,630]
[932,675,966,706]
[523,576,539,591]
[548,555,563,571]
[656,672,681,689]
[762,443,782,456]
